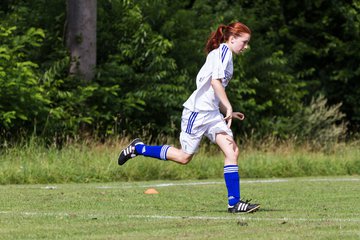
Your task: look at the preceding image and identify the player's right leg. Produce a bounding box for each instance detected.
[166,147,194,165]
[118,139,194,165]
[118,108,200,166]
[117,138,144,165]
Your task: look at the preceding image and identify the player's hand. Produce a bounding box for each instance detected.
[232,112,245,121]
[224,112,245,128]
[223,108,233,128]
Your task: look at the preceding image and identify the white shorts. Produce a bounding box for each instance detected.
[179,108,233,154]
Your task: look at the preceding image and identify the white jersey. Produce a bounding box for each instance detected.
[183,43,233,112]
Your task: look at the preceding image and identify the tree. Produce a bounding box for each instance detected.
[66,0,97,81]
[279,0,360,130]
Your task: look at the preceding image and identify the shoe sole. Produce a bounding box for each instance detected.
[228,205,260,213]
[246,205,260,213]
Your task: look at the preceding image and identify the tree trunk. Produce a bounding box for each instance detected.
[66,0,97,81]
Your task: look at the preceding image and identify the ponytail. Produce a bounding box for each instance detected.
[205,22,251,53]
[205,25,227,54]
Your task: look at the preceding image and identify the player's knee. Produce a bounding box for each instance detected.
[177,153,193,165]
[234,146,239,159]
[226,145,239,163]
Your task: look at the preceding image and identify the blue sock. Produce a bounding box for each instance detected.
[224,165,240,206]
[135,144,170,160]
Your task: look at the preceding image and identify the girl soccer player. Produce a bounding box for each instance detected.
[118,22,260,213]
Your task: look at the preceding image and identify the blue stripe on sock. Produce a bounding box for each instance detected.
[224,166,238,173]
[160,145,170,160]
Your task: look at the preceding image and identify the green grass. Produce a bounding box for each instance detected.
[0,139,360,184]
[1,176,360,239]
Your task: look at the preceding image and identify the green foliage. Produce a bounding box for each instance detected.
[97,0,188,138]
[280,0,360,127]
[0,23,112,143]
[0,0,359,143]
[290,95,348,150]
[0,25,48,132]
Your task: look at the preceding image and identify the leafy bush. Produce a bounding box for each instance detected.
[1,0,359,145]
[289,95,347,150]
[96,1,188,140]
[0,26,47,136]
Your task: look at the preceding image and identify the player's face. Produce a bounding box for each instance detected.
[229,33,251,55]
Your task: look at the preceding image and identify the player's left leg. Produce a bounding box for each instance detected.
[216,132,260,213]
[216,132,240,205]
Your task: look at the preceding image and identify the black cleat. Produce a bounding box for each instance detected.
[228,199,260,213]
[118,138,144,165]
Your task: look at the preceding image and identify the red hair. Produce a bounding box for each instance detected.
[205,22,251,53]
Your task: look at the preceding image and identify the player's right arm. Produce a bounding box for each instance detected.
[211,78,233,128]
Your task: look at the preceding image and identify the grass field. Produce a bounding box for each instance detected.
[1,176,359,239]
[1,139,360,184]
